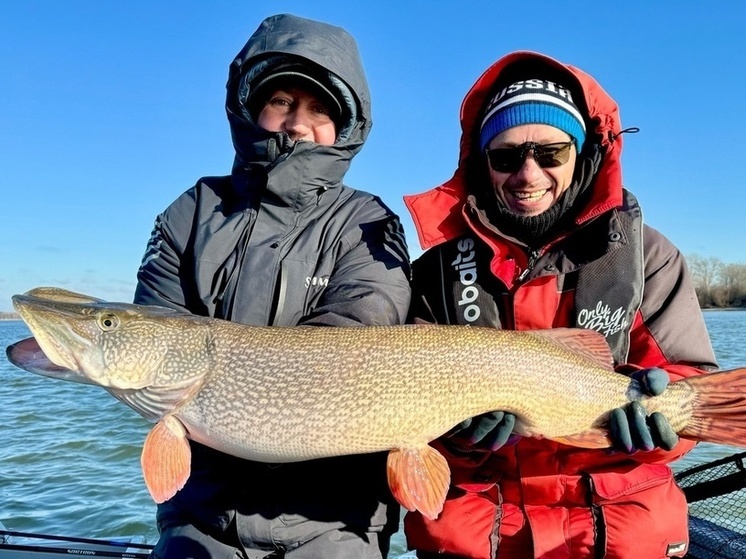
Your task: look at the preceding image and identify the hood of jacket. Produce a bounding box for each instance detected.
[225,14,372,207]
[404,51,625,250]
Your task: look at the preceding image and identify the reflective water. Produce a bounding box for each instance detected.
[1,310,745,556]
[0,320,156,541]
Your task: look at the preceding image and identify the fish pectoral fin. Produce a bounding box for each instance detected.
[140,415,191,503]
[386,445,451,520]
[550,429,611,449]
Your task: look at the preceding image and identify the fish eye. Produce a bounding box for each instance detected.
[98,313,120,331]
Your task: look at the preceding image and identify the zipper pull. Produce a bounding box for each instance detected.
[517,249,540,282]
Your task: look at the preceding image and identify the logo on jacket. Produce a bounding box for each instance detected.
[451,238,480,323]
[577,301,628,338]
[305,276,329,288]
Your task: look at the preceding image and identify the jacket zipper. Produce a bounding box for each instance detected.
[517,248,541,282]
[585,473,607,559]
[270,212,304,325]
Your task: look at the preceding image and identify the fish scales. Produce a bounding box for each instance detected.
[173,323,632,461]
[8,286,746,519]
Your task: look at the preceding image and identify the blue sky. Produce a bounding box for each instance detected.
[2,2,744,312]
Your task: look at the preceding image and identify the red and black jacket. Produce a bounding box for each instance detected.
[403,51,717,559]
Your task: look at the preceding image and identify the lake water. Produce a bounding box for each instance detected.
[1,310,745,557]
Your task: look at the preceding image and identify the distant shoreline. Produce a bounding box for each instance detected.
[0,308,743,322]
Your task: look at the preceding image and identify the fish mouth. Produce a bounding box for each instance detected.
[9,287,190,391]
[9,288,105,384]
[6,336,95,384]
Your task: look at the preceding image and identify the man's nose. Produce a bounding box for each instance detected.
[515,152,544,180]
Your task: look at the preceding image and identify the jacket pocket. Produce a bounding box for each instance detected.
[404,487,501,559]
[587,465,689,558]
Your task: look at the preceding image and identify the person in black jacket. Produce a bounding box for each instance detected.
[134,13,411,559]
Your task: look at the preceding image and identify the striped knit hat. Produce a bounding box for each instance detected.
[479,78,586,152]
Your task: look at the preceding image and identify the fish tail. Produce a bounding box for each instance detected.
[678,367,746,447]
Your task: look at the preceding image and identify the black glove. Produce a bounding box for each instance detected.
[609,368,679,454]
[446,411,517,452]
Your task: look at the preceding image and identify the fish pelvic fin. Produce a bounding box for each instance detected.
[386,445,451,520]
[141,415,191,503]
[677,367,746,447]
[550,430,611,448]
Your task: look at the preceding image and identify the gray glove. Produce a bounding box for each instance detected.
[609,368,679,453]
[446,411,517,452]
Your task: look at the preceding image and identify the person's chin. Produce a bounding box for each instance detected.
[509,200,552,216]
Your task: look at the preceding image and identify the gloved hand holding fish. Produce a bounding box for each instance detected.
[7,287,746,521]
[608,367,680,453]
[445,410,519,452]
[445,368,679,455]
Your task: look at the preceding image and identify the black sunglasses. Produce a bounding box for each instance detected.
[485,141,574,173]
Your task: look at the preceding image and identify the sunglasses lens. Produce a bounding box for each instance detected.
[487,149,524,173]
[534,143,573,167]
[487,142,573,173]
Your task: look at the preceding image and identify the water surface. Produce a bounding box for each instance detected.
[1,310,744,556]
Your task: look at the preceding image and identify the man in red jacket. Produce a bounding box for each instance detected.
[403,51,717,559]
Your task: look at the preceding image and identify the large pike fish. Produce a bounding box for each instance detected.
[7,287,746,520]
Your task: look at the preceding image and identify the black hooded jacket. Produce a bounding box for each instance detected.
[135,14,410,327]
[133,13,411,536]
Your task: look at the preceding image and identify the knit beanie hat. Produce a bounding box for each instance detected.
[479,78,586,152]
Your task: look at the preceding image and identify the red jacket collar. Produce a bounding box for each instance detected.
[404,51,624,251]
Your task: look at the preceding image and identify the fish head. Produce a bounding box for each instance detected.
[8,288,214,394]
